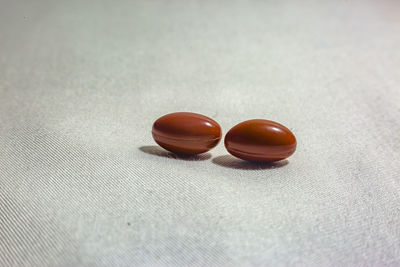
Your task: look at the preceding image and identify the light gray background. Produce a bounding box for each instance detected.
[1,0,399,266]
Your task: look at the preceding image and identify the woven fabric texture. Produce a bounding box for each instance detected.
[1,0,400,266]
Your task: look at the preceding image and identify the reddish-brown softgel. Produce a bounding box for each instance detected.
[152,112,222,155]
[225,119,296,162]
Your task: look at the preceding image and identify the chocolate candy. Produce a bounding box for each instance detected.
[152,112,222,155]
[224,119,296,162]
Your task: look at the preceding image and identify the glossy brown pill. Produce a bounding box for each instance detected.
[152,112,222,155]
[225,119,296,162]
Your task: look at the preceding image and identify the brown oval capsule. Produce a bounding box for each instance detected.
[225,119,296,162]
[152,112,222,155]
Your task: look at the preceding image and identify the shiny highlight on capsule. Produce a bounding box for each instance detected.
[224,119,296,162]
[152,112,222,155]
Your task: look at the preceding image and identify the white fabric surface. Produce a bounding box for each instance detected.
[1,0,400,266]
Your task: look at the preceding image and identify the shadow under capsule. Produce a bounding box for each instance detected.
[212,155,288,170]
[138,145,212,161]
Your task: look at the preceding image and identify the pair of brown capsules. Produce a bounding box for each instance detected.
[152,112,296,162]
